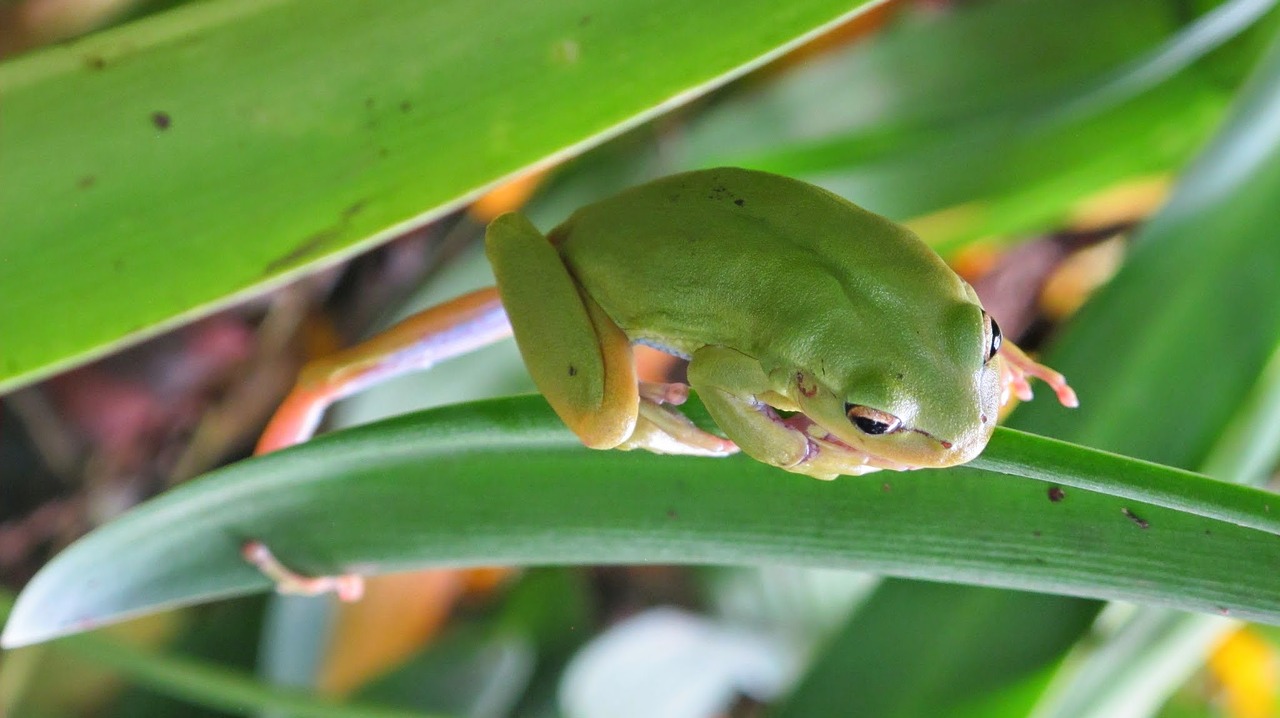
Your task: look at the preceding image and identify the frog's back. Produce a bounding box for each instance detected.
[552,168,974,372]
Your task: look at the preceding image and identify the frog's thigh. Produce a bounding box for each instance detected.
[485,213,638,448]
[687,346,811,470]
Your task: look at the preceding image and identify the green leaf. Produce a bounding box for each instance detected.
[0,0,869,392]
[7,398,1280,649]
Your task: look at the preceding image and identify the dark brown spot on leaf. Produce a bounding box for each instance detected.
[568,364,577,376]
[151,111,171,130]
[399,100,411,113]
[85,55,105,70]
[1121,507,1149,529]
[78,175,96,189]
[1048,486,1065,503]
[734,198,744,207]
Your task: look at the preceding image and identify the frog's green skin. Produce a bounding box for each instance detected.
[252,167,1075,598]
[261,167,1072,481]
[486,168,1006,479]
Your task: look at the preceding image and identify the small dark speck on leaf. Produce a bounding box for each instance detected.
[1218,606,1231,616]
[568,364,577,377]
[881,482,891,493]
[1048,486,1065,503]
[151,111,171,130]
[580,14,592,25]
[399,100,412,113]
[343,200,367,218]
[85,55,105,70]
[1204,529,1212,535]
[734,198,745,207]
[1122,507,1150,529]
[379,147,390,158]
[365,97,375,110]
[666,508,678,519]
[1032,530,1042,537]
[78,175,96,189]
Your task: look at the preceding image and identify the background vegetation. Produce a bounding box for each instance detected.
[3,0,1280,715]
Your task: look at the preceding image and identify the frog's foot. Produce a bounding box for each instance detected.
[617,396,739,457]
[773,408,903,480]
[242,541,365,602]
[998,341,1078,408]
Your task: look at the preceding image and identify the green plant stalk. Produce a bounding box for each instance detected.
[46,633,447,718]
[0,592,439,718]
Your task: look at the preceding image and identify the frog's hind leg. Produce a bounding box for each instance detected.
[486,212,637,448]
[485,213,734,456]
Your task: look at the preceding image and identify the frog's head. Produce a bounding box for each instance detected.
[789,303,1004,472]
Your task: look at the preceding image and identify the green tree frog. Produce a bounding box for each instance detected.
[247,168,1076,598]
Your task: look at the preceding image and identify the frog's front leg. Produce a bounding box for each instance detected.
[688,346,880,480]
[486,213,735,457]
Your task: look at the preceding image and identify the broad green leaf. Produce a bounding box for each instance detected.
[7,398,1280,649]
[0,0,869,392]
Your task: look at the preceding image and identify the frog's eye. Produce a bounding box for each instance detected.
[845,404,903,435]
[983,311,1002,362]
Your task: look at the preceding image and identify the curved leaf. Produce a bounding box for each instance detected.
[6,397,1280,648]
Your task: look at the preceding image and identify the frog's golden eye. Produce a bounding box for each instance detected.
[983,311,1002,362]
[845,404,902,435]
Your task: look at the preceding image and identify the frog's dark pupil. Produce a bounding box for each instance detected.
[989,318,1003,360]
[853,416,891,435]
